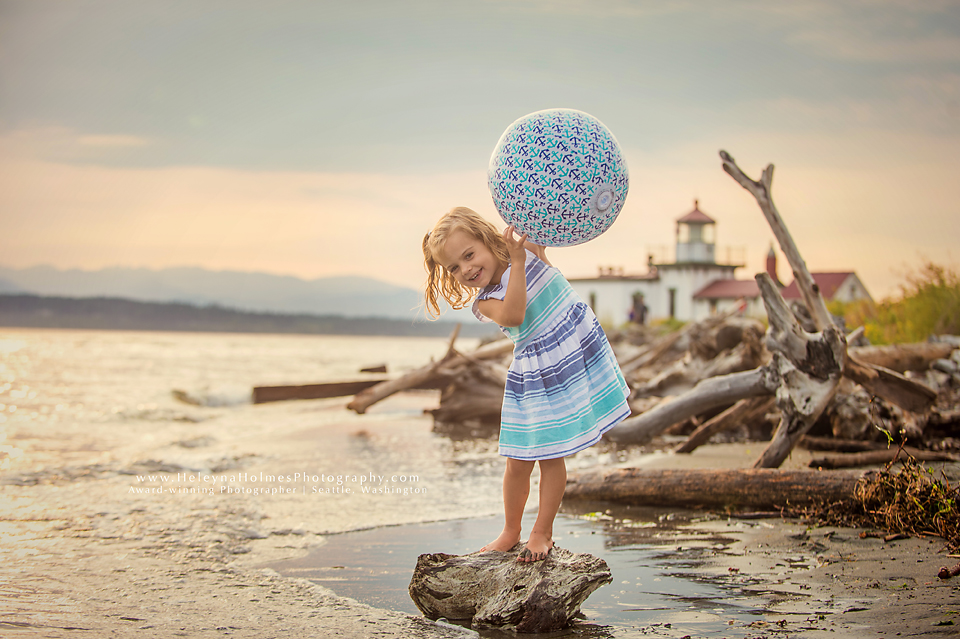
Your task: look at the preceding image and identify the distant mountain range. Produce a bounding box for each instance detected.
[0,294,493,338]
[0,264,442,321]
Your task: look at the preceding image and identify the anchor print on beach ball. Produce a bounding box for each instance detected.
[488,108,629,247]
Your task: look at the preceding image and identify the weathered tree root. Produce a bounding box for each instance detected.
[938,562,960,579]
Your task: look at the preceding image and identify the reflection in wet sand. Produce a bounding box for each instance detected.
[270,506,794,637]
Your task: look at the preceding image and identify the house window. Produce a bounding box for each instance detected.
[668,288,676,318]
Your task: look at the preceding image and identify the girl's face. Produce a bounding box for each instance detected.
[439,229,506,289]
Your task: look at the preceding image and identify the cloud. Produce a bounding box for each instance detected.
[2,1,958,303]
[0,129,493,289]
[778,1,960,63]
[77,134,152,148]
[0,126,155,162]
[605,125,960,301]
[3,0,957,176]
[3,118,959,302]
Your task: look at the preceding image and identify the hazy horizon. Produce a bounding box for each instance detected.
[0,262,415,287]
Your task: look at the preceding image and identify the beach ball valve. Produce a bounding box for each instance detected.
[487,108,629,247]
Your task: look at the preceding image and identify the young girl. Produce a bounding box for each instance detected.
[422,207,630,562]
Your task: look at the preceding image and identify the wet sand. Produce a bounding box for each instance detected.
[2,392,959,638]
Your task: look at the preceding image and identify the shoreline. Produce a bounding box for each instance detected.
[1,456,470,638]
[2,392,959,637]
[6,473,959,638]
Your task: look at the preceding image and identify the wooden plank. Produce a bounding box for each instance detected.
[253,379,386,404]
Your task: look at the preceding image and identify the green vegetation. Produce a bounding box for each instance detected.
[649,317,687,335]
[802,454,959,552]
[855,456,959,552]
[830,260,960,344]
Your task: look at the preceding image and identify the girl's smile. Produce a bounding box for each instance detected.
[440,229,506,290]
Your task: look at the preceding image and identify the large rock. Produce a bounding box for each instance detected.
[408,543,611,633]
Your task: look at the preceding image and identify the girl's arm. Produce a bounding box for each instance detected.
[476,227,529,327]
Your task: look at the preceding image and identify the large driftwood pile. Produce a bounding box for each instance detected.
[605,151,958,470]
[341,313,957,464]
[342,150,959,473]
[613,329,959,460]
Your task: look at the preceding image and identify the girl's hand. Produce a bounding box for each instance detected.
[527,242,552,267]
[503,226,529,264]
[478,225,530,328]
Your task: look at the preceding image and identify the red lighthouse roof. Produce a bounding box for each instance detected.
[677,199,715,224]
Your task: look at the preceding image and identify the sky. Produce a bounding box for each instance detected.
[1,0,958,301]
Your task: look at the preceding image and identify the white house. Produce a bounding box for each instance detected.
[568,201,873,326]
[690,244,781,319]
[781,273,873,304]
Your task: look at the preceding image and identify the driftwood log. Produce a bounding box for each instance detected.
[752,273,846,468]
[346,327,511,416]
[809,448,960,469]
[849,343,956,374]
[674,396,776,454]
[609,366,780,445]
[630,325,766,399]
[619,323,688,376]
[800,436,891,452]
[429,352,508,435]
[408,544,611,633]
[347,325,462,414]
[564,467,868,510]
[252,379,385,404]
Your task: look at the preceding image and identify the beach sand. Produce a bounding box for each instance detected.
[2,392,959,638]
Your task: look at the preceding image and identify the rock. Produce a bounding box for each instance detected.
[240,528,269,540]
[930,334,960,348]
[933,358,959,375]
[408,543,611,633]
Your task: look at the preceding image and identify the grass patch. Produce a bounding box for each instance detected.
[832,259,960,344]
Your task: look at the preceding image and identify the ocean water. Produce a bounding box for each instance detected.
[0,328,509,527]
[0,328,788,637]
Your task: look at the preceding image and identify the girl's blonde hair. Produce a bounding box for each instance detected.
[422,206,509,319]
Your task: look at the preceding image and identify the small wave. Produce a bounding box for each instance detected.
[171,386,252,407]
[114,406,207,423]
[174,435,217,449]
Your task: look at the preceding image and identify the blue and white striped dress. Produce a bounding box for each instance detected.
[472,250,631,460]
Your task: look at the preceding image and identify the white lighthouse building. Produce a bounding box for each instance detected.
[568,200,872,327]
[569,201,742,325]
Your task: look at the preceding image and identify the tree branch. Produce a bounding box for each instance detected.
[720,150,833,331]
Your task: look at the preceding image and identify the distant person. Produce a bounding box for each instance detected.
[422,207,630,562]
[631,293,647,325]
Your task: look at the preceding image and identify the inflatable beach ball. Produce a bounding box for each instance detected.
[488,108,629,247]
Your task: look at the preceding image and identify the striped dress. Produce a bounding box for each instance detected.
[472,250,631,460]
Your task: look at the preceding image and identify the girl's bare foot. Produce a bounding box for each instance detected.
[480,530,520,553]
[517,531,553,562]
